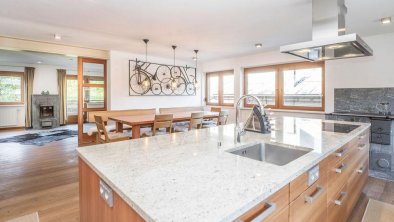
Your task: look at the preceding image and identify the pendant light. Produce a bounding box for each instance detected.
[194,49,200,90]
[141,39,150,90]
[171,45,178,90]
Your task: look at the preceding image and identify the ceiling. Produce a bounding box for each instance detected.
[0,0,393,62]
[0,49,102,73]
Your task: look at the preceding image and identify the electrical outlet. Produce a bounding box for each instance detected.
[99,179,113,208]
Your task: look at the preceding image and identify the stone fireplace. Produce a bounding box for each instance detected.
[32,95,60,129]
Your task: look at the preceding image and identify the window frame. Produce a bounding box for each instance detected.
[0,71,24,105]
[244,62,325,111]
[205,70,234,106]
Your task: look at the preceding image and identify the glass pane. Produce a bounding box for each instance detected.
[0,75,22,103]
[83,63,104,82]
[66,79,78,115]
[222,75,234,104]
[283,68,322,107]
[83,86,104,109]
[246,71,276,106]
[207,75,219,104]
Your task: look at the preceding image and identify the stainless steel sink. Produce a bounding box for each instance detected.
[228,143,312,166]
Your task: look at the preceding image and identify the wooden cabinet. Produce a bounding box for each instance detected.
[237,185,289,222]
[289,166,327,222]
[327,183,349,222]
[79,159,145,222]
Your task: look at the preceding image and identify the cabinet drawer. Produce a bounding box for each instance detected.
[371,133,391,145]
[289,172,327,222]
[238,185,289,222]
[327,183,349,222]
[328,156,351,200]
[346,156,369,217]
[289,162,327,202]
[326,144,350,168]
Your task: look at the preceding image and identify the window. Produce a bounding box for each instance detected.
[0,72,24,105]
[205,70,234,106]
[244,62,324,111]
[66,76,78,116]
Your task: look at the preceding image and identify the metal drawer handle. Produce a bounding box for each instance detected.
[357,165,365,174]
[246,202,277,222]
[335,148,348,157]
[334,192,348,206]
[358,144,367,150]
[305,186,325,204]
[335,163,347,173]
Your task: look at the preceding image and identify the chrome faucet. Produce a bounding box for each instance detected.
[234,95,270,144]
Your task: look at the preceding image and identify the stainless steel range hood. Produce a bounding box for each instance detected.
[280,0,373,61]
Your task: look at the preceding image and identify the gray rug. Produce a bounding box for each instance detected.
[0,129,78,146]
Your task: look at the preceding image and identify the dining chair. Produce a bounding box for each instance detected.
[174,112,204,132]
[94,115,130,143]
[210,107,222,112]
[143,114,174,137]
[203,110,230,128]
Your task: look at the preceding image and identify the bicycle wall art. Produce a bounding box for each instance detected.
[129,59,197,96]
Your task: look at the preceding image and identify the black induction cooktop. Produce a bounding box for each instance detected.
[322,122,360,133]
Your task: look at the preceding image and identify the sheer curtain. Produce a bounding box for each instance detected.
[24,67,35,128]
[57,69,67,125]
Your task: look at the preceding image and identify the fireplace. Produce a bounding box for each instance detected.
[40,105,54,118]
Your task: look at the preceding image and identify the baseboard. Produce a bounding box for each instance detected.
[0,126,26,131]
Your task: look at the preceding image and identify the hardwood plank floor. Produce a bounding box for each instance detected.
[0,128,393,222]
[348,177,394,222]
[0,129,79,222]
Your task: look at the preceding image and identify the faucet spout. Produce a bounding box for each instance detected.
[234,95,270,144]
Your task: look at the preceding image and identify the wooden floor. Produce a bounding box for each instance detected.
[0,128,393,222]
[0,129,79,222]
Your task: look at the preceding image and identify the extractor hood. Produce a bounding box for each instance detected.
[280,0,373,61]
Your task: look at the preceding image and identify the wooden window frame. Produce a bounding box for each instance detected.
[244,62,325,111]
[0,71,24,105]
[205,70,234,106]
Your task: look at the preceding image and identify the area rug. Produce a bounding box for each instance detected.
[0,129,77,146]
[5,212,39,222]
[362,199,394,222]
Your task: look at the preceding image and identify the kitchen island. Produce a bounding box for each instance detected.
[77,117,370,222]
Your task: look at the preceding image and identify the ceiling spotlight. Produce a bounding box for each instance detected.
[381,17,392,24]
[54,34,62,40]
[192,57,197,61]
[37,61,42,64]
[255,43,262,48]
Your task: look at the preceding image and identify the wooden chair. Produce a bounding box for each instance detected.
[143,114,173,137]
[174,112,204,132]
[203,110,229,128]
[210,107,222,113]
[217,110,230,125]
[94,115,130,143]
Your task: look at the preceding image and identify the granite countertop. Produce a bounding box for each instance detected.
[77,117,370,222]
[330,112,394,119]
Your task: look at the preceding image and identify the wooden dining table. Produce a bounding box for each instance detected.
[108,111,219,139]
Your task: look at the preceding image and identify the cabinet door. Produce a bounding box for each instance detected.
[327,183,349,222]
[289,171,327,222]
[238,185,289,222]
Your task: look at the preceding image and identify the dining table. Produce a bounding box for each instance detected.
[108,111,219,139]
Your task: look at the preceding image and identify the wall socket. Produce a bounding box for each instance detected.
[99,179,113,208]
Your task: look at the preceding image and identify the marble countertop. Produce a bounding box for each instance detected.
[330,112,394,119]
[77,117,370,222]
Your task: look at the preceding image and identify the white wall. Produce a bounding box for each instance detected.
[108,50,203,111]
[325,32,394,112]
[201,32,394,116]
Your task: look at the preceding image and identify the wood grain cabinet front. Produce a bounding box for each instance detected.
[327,183,349,222]
[289,169,327,222]
[237,185,289,222]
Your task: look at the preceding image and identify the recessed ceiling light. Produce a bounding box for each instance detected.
[255,43,262,48]
[37,61,42,64]
[54,34,62,40]
[381,17,392,24]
